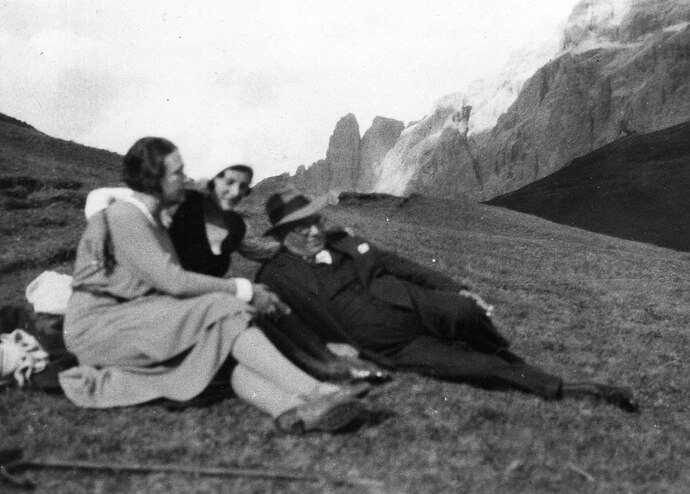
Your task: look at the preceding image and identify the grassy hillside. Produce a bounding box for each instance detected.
[2,118,690,492]
[487,120,690,252]
[0,115,121,303]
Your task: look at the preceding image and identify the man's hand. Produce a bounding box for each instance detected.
[459,289,494,317]
[251,284,291,318]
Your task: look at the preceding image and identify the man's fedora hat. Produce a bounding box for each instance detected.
[264,188,337,236]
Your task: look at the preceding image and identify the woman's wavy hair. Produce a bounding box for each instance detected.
[122,137,178,194]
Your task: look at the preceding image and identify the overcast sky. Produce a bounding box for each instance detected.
[0,0,578,181]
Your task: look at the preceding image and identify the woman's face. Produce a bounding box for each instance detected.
[160,150,187,206]
[210,169,251,211]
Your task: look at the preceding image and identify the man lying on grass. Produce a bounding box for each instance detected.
[256,189,639,413]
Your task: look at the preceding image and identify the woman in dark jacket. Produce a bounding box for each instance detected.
[169,164,258,276]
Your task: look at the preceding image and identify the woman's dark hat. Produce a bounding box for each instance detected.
[264,189,338,236]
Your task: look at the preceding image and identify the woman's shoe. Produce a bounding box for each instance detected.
[302,381,372,402]
[330,381,372,399]
[274,396,369,434]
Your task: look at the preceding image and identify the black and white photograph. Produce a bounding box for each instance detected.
[1,0,689,492]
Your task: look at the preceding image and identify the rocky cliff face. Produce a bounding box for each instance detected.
[290,113,360,194]
[373,0,690,200]
[482,22,690,199]
[262,0,689,200]
[563,0,690,47]
[324,113,361,191]
[288,113,403,194]
[357,117,405,191]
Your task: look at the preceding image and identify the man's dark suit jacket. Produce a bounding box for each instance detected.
[256,231,470,367]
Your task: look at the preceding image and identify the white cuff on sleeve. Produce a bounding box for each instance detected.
[233,278,253,302]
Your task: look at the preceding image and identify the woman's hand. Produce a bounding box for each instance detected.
[251,284,291,318]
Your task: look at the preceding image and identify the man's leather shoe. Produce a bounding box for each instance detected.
[274,395,369,434]
[562,382,639,413]
[593,384,639,413]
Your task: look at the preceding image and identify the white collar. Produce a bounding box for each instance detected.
[314,249,333,265]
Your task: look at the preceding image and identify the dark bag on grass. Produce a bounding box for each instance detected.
[0,304,78,393]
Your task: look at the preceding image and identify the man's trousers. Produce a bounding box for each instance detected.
[348,286,564,399]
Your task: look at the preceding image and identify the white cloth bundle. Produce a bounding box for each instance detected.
[25,270,73,315]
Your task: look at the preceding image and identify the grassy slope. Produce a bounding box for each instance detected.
[0,117,121,304]
[486,120,690,253]
[2,184,689,493]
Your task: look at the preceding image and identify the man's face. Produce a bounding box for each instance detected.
[282,215,326,258]
[211,169,252,211]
